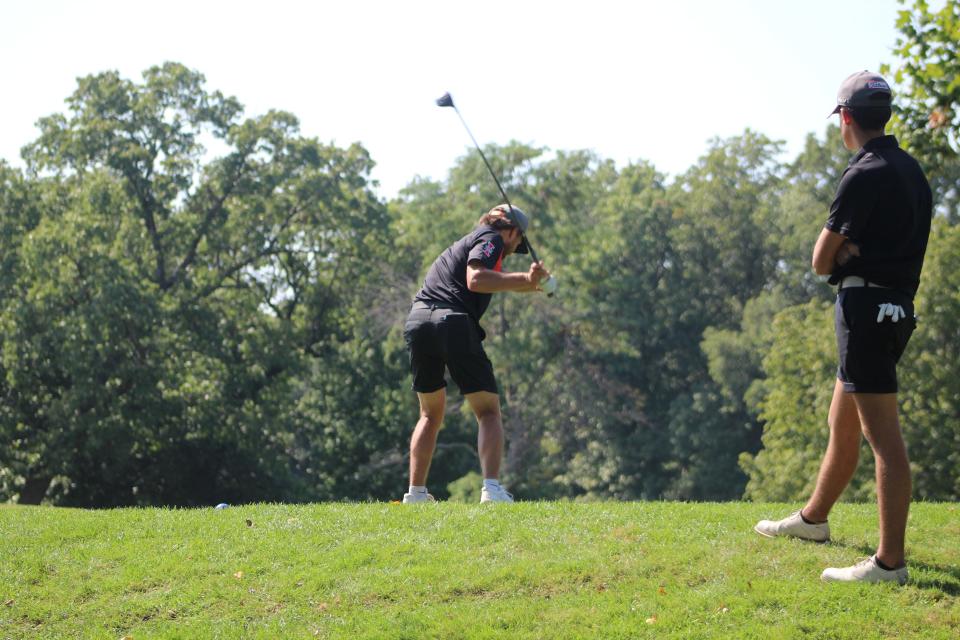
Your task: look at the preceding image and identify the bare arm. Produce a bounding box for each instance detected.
[812,228,859,275]
[466,261,549,293]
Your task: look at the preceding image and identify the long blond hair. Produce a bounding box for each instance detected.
[476,204,517,230]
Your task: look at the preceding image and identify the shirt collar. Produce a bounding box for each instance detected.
[863,134,899,151]
[852,134,899,164]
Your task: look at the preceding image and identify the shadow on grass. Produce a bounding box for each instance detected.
[829,539,960,596]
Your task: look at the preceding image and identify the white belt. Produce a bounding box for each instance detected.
[839,276,890,290]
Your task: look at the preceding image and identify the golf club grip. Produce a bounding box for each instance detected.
[521,236,554,297]
[524,236,540,264]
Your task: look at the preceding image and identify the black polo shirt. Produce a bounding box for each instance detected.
[825,135,932,296]
[413,225,505,326]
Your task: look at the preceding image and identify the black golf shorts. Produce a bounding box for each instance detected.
[835,287,916,394]
[403,301,498,395]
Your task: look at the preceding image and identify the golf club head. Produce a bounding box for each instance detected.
[436,92,455,108]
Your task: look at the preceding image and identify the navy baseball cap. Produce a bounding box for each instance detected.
[830,71,892,116]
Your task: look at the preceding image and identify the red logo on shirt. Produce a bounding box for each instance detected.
[480,240,496,258]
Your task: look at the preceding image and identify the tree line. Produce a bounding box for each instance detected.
[1,0,957,506]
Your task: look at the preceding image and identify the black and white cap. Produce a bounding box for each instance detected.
[830,71,892,116]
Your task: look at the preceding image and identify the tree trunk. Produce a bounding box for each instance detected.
[17,475,51,505]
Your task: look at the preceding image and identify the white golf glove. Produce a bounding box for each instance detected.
[876,303,906,323]
[541,275,558,295]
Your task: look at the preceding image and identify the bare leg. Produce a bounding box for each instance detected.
[853,392,911,568]
[803,379,863,522]
[465,391,504,479]
[409,388,446,487]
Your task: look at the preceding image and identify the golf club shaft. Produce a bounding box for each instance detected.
[451,106,541,265]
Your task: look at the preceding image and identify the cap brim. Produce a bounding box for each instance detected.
[515,236,529,254]
[829,104,842,117]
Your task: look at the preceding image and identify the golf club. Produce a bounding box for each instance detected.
[436,92,557,296]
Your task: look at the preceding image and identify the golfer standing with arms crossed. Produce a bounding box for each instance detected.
[400,205,550,504]
[755,71,932,584]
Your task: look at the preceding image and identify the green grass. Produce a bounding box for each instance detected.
[1,502,958,639]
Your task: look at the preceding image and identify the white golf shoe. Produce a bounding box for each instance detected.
[480,484,514,503]
[401,491,436,504]
[821,556,908,585]
[754,510,830,542]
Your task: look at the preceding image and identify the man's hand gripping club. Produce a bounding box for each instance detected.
[466,260,553,294]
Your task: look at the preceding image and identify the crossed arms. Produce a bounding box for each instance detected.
[812,228,860,276]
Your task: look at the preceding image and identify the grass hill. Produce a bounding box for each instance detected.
[1,502,958,639]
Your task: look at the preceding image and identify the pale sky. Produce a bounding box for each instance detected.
[1,0,902,198]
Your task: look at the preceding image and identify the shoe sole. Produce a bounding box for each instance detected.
[753,525,830,543]
[820,575,907,585]
[753,525,776,539]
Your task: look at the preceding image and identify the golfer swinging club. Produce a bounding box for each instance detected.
[400,204,551,503]
[755,71,932,584]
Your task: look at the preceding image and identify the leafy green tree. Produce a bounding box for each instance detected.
[685,119,865,500]
[667,131,784,323]
[899,218,960,499]
[770,125,851,301]
[501,155,678,499]
[1,63,392,505]
[658,132,785,499]
[882,0,960,220]
[0,163,45,501]
[740,301,876,501]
